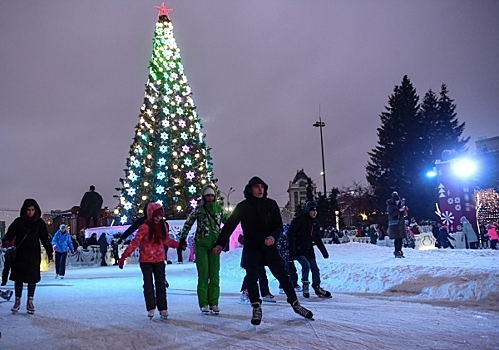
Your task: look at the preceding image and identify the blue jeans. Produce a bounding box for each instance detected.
[296,255,321,288]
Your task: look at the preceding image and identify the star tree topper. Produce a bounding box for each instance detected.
[154,2,173,19]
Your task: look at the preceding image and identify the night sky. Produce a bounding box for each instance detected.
[1,0,498,225]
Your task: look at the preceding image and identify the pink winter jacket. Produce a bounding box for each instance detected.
[486,224,498,240]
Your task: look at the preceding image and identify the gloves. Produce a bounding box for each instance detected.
[179,237,187,251]
[48,253,53,262]
[70,250,75,254]
[118,257,125,269]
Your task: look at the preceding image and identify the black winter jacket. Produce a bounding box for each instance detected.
[288,214,328,260]
[215,177,283,268]
[3,199,53,283]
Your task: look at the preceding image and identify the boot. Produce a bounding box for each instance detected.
[314,285,332,298]
[1,290,13,301]
[27,297,35,314]
[159,310,168,319]
[11,297,21,313]
[251,302,262,325]
[147,310,154,318]
[302,281,310,298]
[292,300,313,319]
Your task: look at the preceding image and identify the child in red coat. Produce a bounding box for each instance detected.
[119,203,179,319]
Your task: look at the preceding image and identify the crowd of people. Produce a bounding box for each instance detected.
[1,181,497,325]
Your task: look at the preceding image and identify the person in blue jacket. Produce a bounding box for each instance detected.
[51,224,74,279]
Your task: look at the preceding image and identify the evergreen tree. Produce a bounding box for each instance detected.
[367,76,469,221]
[118,4,214,223]
[433,84,469,157]
[366,75,420,215]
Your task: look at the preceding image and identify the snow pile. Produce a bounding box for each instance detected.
[219,243,499,305]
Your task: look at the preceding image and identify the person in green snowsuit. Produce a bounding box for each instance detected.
[179,185,225,314]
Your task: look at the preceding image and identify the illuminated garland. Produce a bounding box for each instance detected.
[118,5,213,223]
[476,188,499,223]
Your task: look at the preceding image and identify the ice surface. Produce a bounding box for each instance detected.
[0,243,497,349]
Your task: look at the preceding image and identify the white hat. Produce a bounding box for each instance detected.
[203,187,215,196]
[60,224,67,230]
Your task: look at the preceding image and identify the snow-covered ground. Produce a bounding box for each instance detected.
[1,243,498,349]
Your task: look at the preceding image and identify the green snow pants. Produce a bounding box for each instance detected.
[195,243,220,308]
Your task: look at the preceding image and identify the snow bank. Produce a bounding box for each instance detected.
[219,243,499,305]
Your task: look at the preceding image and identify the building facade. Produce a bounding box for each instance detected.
[281,169,316,224]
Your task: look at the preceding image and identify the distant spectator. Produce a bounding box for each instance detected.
[51,224,74,279]
[86,233,98,246]
[486,223,498,250]
[78,185,103,229]
[71,235,79,250]
[460,217,478,249]
[98,233,109,266]
[438,225,455,249]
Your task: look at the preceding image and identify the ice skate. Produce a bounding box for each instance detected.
[27,297,35,314]
[314,286,332,298]
[262,293,276,303]
[251,302,262,326]
[292,300,313,319]
[294,285,302,293]
[60,276,65,279]
[159,310,168,319]
[55,274,59,279]
[11,297,21,313]
[210,305,220,315]
[239,289,250,305]
[200,305,210,314]
[302,281,310,298]
[278,288,285,295]
[1,290,13,301]
[147,310,155,319]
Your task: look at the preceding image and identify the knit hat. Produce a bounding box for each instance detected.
[203,187,215,196]
[392,191,400,201]
[152,206,164,218]
[305,201,318,213]
[60,224,67,230]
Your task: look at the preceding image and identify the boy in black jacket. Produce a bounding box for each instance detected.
[213,177,313,325]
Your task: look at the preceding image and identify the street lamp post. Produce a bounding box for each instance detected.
[219,187,235,212]
[313,115,327,197]
[334,210,340,231]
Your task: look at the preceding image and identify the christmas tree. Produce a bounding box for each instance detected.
[118,3,214,223]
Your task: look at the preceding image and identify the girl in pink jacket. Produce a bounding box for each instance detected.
[119,203,179,319]
[486,223,498,250]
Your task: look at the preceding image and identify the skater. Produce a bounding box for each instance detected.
[98,233,109,266]
[0,289,13,301]
[238,231,276,304]
[460,217,478,249]
[277,230,301,295]
[1,243,12,286]
[288,201,331,298]
[78,185,103,229]
[438,225,456,249]
[213,176,313,325]
[86,233,98,247]
[386,192,408,258]
[51,224,75,279]
[111,238,120,265]
[486,223,498,250]
[2,199,53,314]
[239,267,276,304]
[179,185,225,314]
[119,203,179,319]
